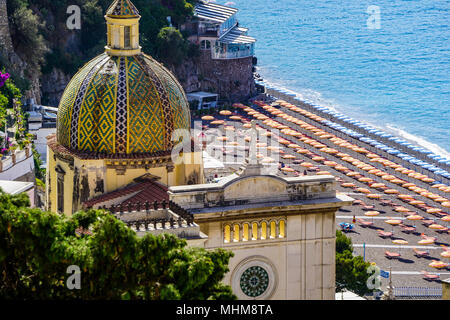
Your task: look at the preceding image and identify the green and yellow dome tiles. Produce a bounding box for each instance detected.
[56,53,191,154]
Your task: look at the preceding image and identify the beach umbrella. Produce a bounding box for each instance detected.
[256,142,267,148]
[365,210,380,223]
[367,193,381,199]
[407,215,423,221]
[429,260,448,269]
[220,110,232,116]
[359,177,374,183]
[409,200,425,205]
[300,162,313,168]
[441,251,450,259]
[427,208,442,214]
[341,182,356,188]
[370,183,386,188]
[418,238,435,245]
[385,219,402,225]
[201,115,215,121]
[282,154,296,160]
[441,216,450,222]
[384,189,400,195]
[392,239,408,254]
[428,224,446,230]
[211,120,225,125]
[316,171,331,175]
[281,167,295,173]
[346,172,360,177]
[394,206,409,213]
[229,115,241,120]
[442,202,450,208]
[356,187,371,194]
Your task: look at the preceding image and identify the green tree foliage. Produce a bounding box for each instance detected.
[156,27,189,66]
[0,72,21,110]
[0,191,236,299]
[335,230,372,296]
[7,0,198,82]
[7,0,49,74]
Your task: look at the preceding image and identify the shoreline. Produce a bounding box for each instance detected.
[254,80,450,186]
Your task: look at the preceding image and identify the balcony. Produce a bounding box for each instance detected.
[212,46,254,60]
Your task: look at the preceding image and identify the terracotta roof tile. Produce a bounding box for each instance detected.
[83,180,168,208]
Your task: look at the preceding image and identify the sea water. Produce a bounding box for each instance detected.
[218,0,450,158]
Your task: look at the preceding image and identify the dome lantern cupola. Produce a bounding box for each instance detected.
[105,0,141,56]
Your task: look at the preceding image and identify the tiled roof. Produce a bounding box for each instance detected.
[83,179,168,208]
[219,26,256,44]
[106,0,140,17]
[194,2,237,23]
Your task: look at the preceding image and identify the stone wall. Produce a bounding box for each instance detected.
[197,51,256,102]
[174,51,256,103]
[0,0,13,53]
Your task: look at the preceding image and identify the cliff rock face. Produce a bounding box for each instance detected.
[41,68,72,107]
[0,0,41,104]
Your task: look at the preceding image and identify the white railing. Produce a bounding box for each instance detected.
[0,144,32,172]
[212,49,253,60]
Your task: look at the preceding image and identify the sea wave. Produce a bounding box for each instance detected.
[261,80,450,161]
[386,125,450,161]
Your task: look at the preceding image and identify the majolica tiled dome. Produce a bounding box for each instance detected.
[56,0,190,155]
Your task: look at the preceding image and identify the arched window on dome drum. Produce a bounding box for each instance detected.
[251,222,258,240]
[57,176,64,213]
[224,225,230,243]
[242,223,249,241]
[270,221,276,239]
[261,222,267,240]
[55,165,66,214]
[279,220,286,238]
[233,224,240,242]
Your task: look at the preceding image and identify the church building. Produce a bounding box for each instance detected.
[46,0,352,300]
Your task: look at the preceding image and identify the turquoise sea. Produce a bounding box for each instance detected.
[219,0,450,158]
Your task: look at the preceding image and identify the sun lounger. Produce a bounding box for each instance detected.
[400,225,416,234]
[357,218,373,227]
[385,251,401,259]
[421,271,440,281]
[422,220,434,226]
[435,227,449,234]
[377,230,393,238]
[413,248,430,258]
